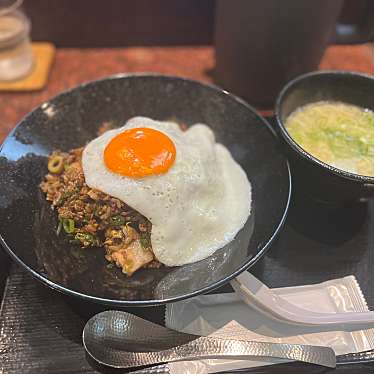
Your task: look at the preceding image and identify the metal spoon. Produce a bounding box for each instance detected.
[83,310,336,369]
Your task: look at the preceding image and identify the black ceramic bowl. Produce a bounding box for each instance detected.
[276,70,374,204]
[0,74,291,307]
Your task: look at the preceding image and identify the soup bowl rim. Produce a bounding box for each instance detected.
[275,70,374,184]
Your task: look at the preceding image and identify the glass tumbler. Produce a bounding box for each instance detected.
[0,0,33,81]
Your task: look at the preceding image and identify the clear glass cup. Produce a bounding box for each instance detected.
[0,0,33,81]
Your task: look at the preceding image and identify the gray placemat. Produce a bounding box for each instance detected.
[0,265,168,374]
[2,264,374,374]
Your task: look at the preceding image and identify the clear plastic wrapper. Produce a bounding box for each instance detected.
[165,275,374,373]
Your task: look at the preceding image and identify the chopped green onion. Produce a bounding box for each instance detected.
[110,215,125,226]
[75,232,93,242]
[62,218,75,234]
[106,263,115,269]
[74,232,100,246]
[139,233,151,249]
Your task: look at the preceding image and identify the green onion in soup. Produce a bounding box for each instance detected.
[285,101,374,176]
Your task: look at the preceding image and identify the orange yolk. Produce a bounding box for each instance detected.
[104,127,176,178]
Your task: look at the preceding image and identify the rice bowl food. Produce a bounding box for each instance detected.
[0,74,291,305]
[40,116,252,276]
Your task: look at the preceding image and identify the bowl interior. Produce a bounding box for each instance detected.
[277,72,374,184]
[0,75,290,306]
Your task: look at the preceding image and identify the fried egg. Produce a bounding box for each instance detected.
[82,117,251,266]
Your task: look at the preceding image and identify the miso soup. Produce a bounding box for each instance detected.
[285,101,374,176]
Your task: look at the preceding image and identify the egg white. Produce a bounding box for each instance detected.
[82,117,252,266]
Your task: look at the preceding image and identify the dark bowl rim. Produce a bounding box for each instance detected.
[275,70,374,183]
[0,72,292,306]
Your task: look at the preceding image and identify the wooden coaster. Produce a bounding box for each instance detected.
[0,42,55,91]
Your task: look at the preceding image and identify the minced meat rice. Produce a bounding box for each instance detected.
[40,144,161,276]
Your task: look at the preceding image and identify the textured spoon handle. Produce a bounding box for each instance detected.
[112,336,336,368]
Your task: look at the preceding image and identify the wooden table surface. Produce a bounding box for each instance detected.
[1,44,374,143]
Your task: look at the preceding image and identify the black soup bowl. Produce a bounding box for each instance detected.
[0,74,291,307]
[276,71,374,204]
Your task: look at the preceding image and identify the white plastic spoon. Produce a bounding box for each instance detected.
[231,271,374,328]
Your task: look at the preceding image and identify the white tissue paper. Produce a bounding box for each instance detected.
[165,274,374,374]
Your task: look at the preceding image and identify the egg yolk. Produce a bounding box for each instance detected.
[104,127,176,178]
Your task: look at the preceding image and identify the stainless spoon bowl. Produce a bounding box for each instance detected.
[83,310,336,369]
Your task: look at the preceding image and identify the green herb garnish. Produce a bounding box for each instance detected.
[109,215,126,226]
[74,232,100,246]
[140,232,151,249]
[75,232,93,242]
[62,218,75,234]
